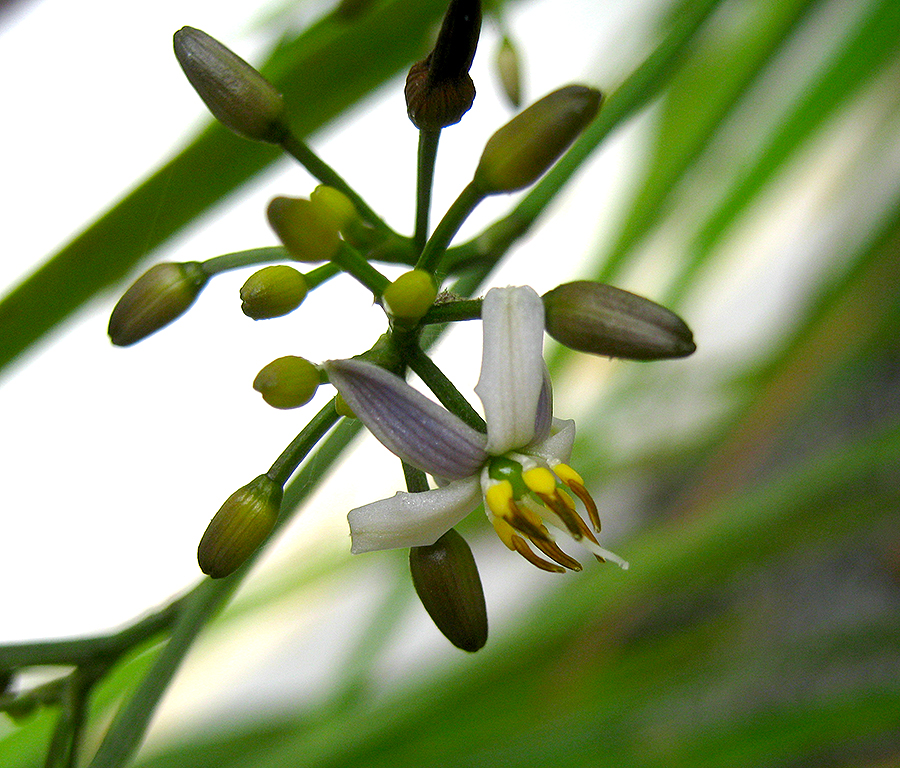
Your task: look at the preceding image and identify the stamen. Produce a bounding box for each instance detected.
[504,500,582,572]
[510,534,566,573]
[555,463,602,532]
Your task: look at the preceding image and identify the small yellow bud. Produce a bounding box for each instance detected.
[198,475,282,578]
[240,265,308,320]
[309,185,359,233]
[173,26,287,143]
[473,85,602,194]
[108,262,208,346]
[409,529,488,652]
[382,269,437,326]
[253,356,320,409]
[266,197,341,263]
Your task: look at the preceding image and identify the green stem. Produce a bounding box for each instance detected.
[421,298,482,324]
[414,129,442,253]
[303,262,341,290]
[332,242,391,296]
[404,343,485,432]
[280,132,391,233]
[201,247,289,276]
[415,181,484,274]
[267,400,342,488]
[403,462,431,493]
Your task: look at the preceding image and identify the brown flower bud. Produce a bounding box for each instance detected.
[173,26,287,143]
[543,281,696,360]
[198,475,282,578]
[473,85,601,194]
[108,262,208,346]
[405,0,481,129]
[409,528,488,652]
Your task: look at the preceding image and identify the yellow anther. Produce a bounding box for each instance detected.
[491,516,518,551]
[553,463,584,486]
[522,466,557,496]
[485,480,514,517]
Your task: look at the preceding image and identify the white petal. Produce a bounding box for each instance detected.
[475,286,546,455]
[325,358,487,480]
[529,418,576,464]
[348,477,483,553]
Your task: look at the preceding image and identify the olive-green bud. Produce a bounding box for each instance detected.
[382,269,438,326]
[267,197,341,263]
[173,26,287,143]
[108,262,208,346]
[240,265,308,320]
[543,281,696,360]
[404,0,481,130]
[496,37,522,108]
[198,475,282,578]
[309,185,360,233]
[334,392,356,418]
[473,85,601,194]
[409,528,488,652]
[253,356,320,409]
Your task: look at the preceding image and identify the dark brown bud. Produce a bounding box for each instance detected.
[405,0,481,130]
[409,528,488,652]
[543,281,696,360]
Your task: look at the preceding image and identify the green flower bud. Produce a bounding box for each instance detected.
[496,37,522,108]
[309,185,360,233]
[240,265,308,320]
[253,356,320,409]
[409,528,488,652]
[382,269,438,327]
[473,85,601,194]
[543,281,696,360]
[266,197,341,263]
[173,26,287,143]
[404,0,481,130]
[198,475,282,578]
[334,392,356,418]
[108,262,208,346]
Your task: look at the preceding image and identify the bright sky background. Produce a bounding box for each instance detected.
[0,0,662,644]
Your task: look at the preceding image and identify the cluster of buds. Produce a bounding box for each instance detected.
[109,2,696,651]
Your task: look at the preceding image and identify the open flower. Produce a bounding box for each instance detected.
[324,286,628,573]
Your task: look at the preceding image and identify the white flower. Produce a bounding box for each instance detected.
[324,286,628,572]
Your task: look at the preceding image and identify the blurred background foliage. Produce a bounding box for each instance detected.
[1,0,899,765]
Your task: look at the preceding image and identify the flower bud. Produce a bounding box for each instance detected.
[382,269,438,327]
[405,0,481,130]
[334,392,356,418]
[309,185,360,233]
[472,85,601,194]
[173,26,287,143]
[496,37,522,108]
[253,356,320,409]
[240,265,308,319]
[543,281,696,360]
[198,475,282,578]
[409,528,488,652]
[108,262,208,346]
[267,197,341,263]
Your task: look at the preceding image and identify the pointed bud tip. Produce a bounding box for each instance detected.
[173,26,286,143]
[543,281,696,361]
[108,262,208,346]
[198,475,282,578]
[410,529,488,652]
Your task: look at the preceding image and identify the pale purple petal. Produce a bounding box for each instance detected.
[529,418,575,464]
[474,286,546,455]
[348,477,483,552]
[325,358,487,480]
